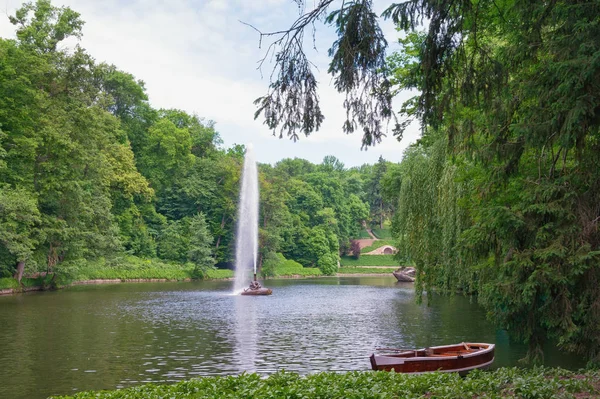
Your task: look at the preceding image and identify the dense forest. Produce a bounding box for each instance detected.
[0,1,396,285]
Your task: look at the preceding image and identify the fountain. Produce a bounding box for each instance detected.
[234,144,272,296]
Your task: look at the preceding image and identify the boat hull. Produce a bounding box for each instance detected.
[370,343,494,374]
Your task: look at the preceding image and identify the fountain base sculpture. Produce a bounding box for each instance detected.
[241,273,272,296]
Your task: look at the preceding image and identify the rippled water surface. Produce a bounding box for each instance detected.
[0,277,584,398]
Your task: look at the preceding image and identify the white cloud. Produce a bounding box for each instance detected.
[0,0,420,167]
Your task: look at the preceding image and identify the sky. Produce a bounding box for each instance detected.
[0,0,422,167]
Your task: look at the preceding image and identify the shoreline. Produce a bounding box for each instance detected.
[0,272,396,296]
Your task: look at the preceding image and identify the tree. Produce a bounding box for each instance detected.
[383,0,600,364]
[188,213,215,278]
[9,0,83,54]
[365,155,389,229]
[0,187,40,282]
[255,0,600,364]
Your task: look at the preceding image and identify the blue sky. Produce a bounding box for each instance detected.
[0,0,421,167]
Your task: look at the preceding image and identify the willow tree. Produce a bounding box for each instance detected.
[253,0,600,363]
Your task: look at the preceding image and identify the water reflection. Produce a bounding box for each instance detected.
[233,295,258,373]
[0,277,586,399]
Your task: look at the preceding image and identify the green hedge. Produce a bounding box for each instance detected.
[51,368,598,399]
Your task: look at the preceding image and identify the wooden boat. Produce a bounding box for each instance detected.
[370,342,494,374]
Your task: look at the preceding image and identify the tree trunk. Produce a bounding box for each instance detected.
[14,261,25,284]
[379,200,384,229]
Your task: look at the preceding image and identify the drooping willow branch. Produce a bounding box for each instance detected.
[244,0,402,148]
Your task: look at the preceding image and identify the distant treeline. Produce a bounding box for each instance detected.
[0,1,395,283]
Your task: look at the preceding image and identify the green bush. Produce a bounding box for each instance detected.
[261,253,322,277]
[0,277,19,290]
[51,368,599,399]
[317,253,338,275]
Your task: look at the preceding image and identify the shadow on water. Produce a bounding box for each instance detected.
[0,277,586,399]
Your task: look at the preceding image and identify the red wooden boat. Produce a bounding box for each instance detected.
[370,342,494,374]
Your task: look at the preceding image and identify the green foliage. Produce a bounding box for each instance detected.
[10,0,84,53]
[187,213,215,278]
[338,267,397,274]
[354,229,372,239]
[259,251,279,277]
[204,268,233,279]
[260,252,322,277]
[51,368,599,399]
[0,187,40,264]
[384,0,600,363]
[371,228,392,239]
[56,256,194,282]
[317,253,338,276]
[340,255,399,267]
[0,277,19,290]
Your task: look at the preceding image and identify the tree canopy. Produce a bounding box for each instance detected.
[253,0,600,364]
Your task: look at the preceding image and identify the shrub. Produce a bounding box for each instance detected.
[317,253,338,275]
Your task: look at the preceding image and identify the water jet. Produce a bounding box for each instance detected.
[234,144,272,296]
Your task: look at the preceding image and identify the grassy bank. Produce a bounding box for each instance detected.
[52,367,599,399]
[371,227,393,239]
[338,267,397,274]
[340,255,400,267]
[58,256,197,282]
[0,256,236,293]
[262,253,322,277]
[0,275,55,291]
[354,229,373,239]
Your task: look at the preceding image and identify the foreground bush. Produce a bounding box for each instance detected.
[52,367,598,399]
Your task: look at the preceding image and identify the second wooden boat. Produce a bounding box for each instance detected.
[370,342,494,374]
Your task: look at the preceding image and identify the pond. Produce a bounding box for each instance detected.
[0,276,584,398]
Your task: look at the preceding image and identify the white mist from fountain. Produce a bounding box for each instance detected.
[233,144,259,294]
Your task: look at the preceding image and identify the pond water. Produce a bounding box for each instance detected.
[0,276,584,398]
